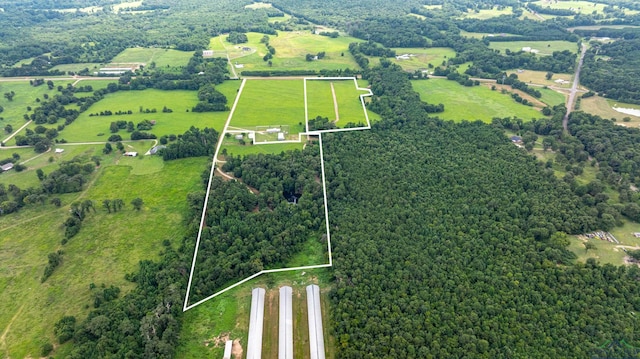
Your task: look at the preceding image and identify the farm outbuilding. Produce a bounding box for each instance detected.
[203,50,214,57]
[278,132,285,141]
[279,286,293,359]
[124,152,138,157]
[1,163,14,172]
[306,285,326,359]
[246,287,266,359]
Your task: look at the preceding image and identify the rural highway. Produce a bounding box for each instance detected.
[563,43,588,131]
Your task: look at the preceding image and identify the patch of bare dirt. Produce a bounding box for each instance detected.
[204,332,229,348]
[232,338,243,359]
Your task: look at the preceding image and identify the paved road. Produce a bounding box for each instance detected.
[563,43,588,131]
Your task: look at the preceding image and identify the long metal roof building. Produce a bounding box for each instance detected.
[246,287,266,359]
[279,286,294,359]
[306,285,326,359]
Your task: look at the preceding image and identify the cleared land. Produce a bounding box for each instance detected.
[0,81,74,138]
[390,47,456,72]
[460,6,513,19]
[581,96,640,124]
[245,2,273,9]
[459,31,521,39]
[0,154,208,357]
[306,80,370,126]
[489,41,578,56]
[110,48,194,67]
[507,69,573,88]
[50,62,101,73]
[210,31,363,72]
[538,88,567,107]
[16,83,240,144]
[229,79,305,132]
[412,79,543,122]
[531,0,638,15]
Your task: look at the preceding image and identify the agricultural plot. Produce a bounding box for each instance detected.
[228,79,305,135]
[17,83,240,144]
[0,155,208,358]
[506,69,573,88]
[110,47,193,68]
[210,31,363,72]
[0,80,74,139]
[489,41,578,56]
[389,47,456,72]
[460,6,514,19]
[412,79,543,122]
[581,96,640,124]
[306,79,370,127]
[50,62,102,74]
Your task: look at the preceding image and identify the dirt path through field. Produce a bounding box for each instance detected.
[330,82,340,123]
[0,304,25,356]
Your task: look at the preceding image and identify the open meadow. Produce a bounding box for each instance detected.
[12,82,241,144]
[0,153,208,357]
[507,69,573,88]
[210,31,363,72]
[390,47,456,72]
[581,95,640,125]
[306,79,370,126]
[230,79,305,133]
[110,47,194,68]
[460,6,514,19]
[531,0,638,15]
[0,80,74,141]
[489,40,578,56]
[412,79,543,122]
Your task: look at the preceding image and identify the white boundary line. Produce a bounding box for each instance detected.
[183,77,372,311]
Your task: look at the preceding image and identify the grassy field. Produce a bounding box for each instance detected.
[538,88,567,107]
[390,47,456,72]
[507,69,573,88]
[112,0,143,12]
[530,0,628,15]
[210,31,363,72]
[581,96,640,124]
[0,80,74,141]
[412,79,543,122]
[176,238,334,359]
[0,154,208,358]
[459,31,521,39]
[306,79,370,126]
[568,219,640,266]
[489,41,578,56]
[245,2,272,9]
[110,47,194,67]
[230,80,305,132]
[221,141,305,158]
[460,6,513,19]
[50,62,102,74]
[16,82,240,144]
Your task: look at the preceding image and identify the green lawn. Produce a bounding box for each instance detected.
[538,88,567,107]
[221,141,304,158]
[0,155,208,358]
[210,31,364,72]
[568,236,627,266]
[17,82,240,144]
[489,41,578,56]
[0,80,74,141]
[390,47,456,72]
[230,80,305,132]
[412,79,543,122]
[110,47,194,67]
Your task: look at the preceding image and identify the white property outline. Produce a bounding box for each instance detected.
[183,77,373,311]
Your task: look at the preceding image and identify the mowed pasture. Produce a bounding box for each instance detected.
[230,79,305,132]
[460,6,514,19]
[18,82,240,144]
[306,79,370,126]
[110,47,194,68]
[459,30,521,39]
[581,95,640,124]
[390,47,456,72]
[531,0,638,15]
[210,31,363,72]
[506,69,574,88]
[50,62,102,74]
[0,80,74,140]
[412,79,543,122]
[0,154,208,358]
[489,40,578,56]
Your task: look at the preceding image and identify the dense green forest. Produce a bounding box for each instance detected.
[323,98,640,359]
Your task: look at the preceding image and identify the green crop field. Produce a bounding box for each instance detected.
[230,80,305,132]
[0,154,208,357]
[0,80,74,139]
[110,47,194,67]
[210,31,363,72]
[15,82,240,144]
[489,41,578,56]
[389,47,456,72]
[460,6,514,19]
[412,79,543,122]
